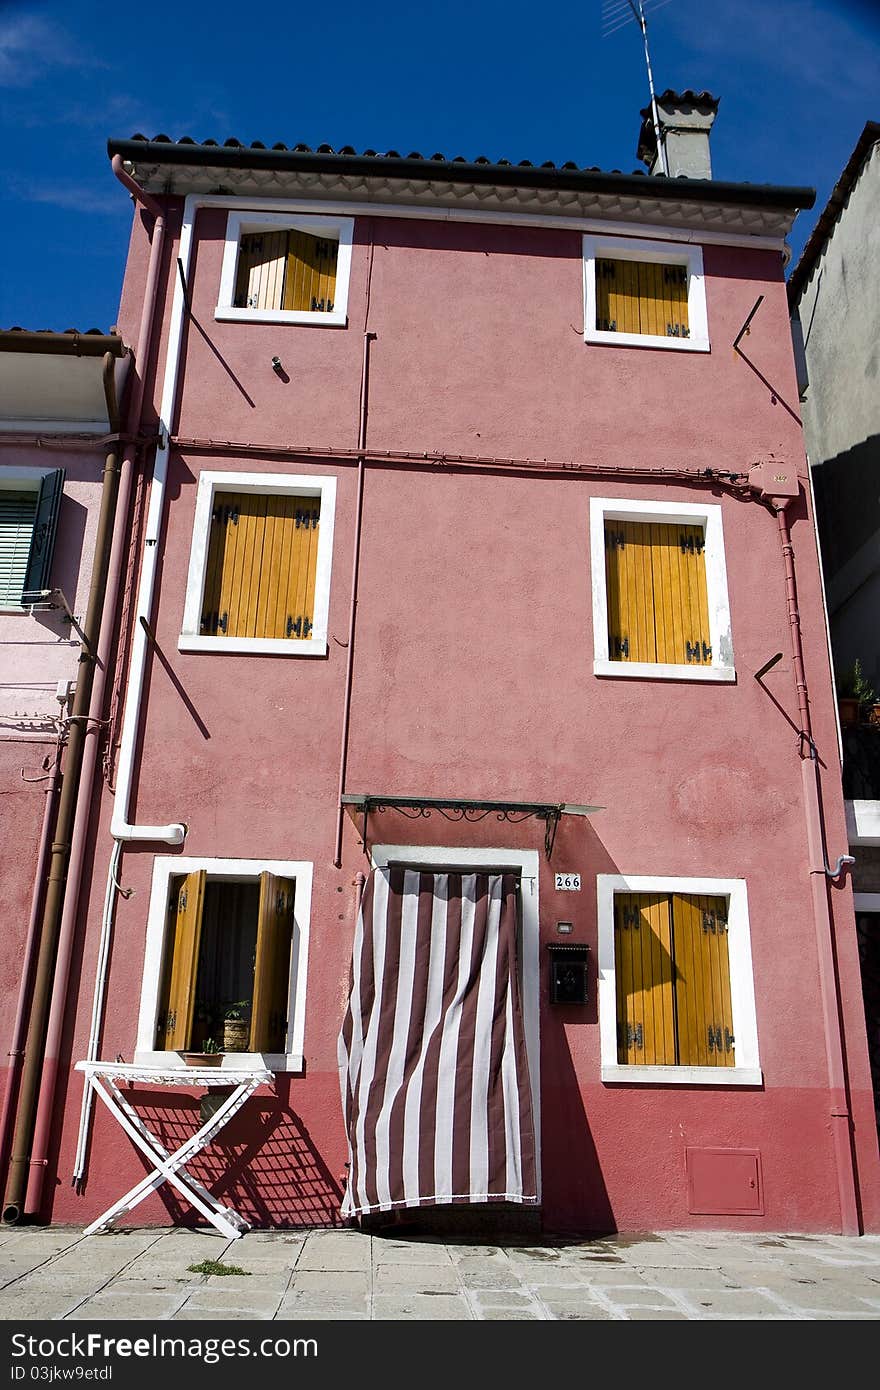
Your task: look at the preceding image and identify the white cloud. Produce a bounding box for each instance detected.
[0,11,103,88]
[8,176,127,215]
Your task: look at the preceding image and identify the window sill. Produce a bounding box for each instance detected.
[594,659,736,682]
[602,1065,762,1086]
[178,634,327,657]
[134,1050,304,1074]
[585,329,710,352]
[214,307,348,329]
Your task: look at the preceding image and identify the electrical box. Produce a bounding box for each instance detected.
[547,943,589,1005]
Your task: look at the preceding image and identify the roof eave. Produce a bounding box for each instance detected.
[107,138,815,215]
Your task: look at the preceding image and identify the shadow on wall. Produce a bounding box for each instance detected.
[103,1089,344,1230]
[813,433,880,578]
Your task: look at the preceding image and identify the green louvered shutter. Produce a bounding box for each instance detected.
[22,469,65,602]
[0,490,39,605]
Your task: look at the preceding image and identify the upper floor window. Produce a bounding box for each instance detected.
[590,497,735,682]
[0,468,64,609]
[216,212,353,328]
[179,471,336,656]
[583,235,709,352]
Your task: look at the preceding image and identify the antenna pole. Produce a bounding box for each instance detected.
[628,0,669,176]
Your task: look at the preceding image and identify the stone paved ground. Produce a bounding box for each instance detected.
[0,1226,878,1320]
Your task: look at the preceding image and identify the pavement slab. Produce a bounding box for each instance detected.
[0,1226,875,1320]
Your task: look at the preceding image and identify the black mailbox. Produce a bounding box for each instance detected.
[547,943,590,1005]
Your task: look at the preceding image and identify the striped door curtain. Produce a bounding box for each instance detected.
[338,867,538,1218]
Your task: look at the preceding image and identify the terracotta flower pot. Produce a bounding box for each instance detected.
[181,1052,224,1067]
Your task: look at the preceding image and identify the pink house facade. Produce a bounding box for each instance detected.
[5,100,879,1236]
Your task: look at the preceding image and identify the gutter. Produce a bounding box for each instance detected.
[0,332,125,358]
[107,138,816,213]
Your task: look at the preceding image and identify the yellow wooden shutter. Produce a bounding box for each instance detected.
[157,870,206,1050]
[200,492,320,640]
[671,894,734,1067]
[234,231,288,309]
[604,519,711,665]
[596,259,689,337]
[614,893,676,1065]
[251,873,296,1054]
[283,231,338,313]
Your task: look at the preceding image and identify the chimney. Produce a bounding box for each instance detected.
[637,89,720,180]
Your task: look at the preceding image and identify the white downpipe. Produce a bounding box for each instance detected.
[73,196,200,1181]
[72,843,121,1182]
[109,194,198,845]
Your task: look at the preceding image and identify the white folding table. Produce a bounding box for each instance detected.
[75,1060,273,1240]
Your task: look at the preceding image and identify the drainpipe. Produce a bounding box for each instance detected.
[22,357,136,1218]
[0,735,63,1196]
[71,186,198,1185]
[23,170,171,1214]
[774,497,861,1236]
[333,331,375,867]
[3,361,127,1223]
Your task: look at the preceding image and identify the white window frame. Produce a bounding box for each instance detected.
[135,855,312,1072]
[179,470,336,656]
[582,234,709,352]
[0,465,55,613]
[372,844,542,1199]
[597,873,761,1086]
[216,210,354,327]
[590,495,735,682]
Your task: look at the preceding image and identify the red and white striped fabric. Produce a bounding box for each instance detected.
[338,867,537,1217]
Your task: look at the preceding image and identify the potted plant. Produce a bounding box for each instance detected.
[223,1001,251,1053]
[837,659,877,727]
[181,1037,224,1067]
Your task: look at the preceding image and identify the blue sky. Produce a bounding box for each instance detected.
[1,0,878,331]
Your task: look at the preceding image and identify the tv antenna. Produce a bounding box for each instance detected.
[602,0,672,177]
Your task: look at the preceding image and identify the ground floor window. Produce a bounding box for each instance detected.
[597,874,761,1085]
[136,857,312,1069]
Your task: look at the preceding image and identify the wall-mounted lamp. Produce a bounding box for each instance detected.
[271,356,284,375]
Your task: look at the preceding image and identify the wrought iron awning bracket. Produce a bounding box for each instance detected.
[341,795,600,861]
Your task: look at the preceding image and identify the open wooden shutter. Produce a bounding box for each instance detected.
[0,490,39,605]
[283,232,338,313]
[200,492,321,640]
[615,893,676,1065]
[251,873,295,1054]
[158,870,206,1050]
[671,894,734,1067]
[605,519,711,665]
[22,469,64,601]
[596,259,689,337]
[234,231,288,309]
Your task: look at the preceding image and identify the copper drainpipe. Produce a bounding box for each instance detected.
[334,331,376,868]
[774,496,860,1235]
[0,734,63,1195]
[2,358,126,1222]
[14,166,168,1221]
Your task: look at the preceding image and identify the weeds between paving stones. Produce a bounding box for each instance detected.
[186,1259,251,1277]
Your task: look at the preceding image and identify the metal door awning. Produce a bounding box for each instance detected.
[340,794,601,859]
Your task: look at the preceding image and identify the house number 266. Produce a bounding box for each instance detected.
[555,873,581,891]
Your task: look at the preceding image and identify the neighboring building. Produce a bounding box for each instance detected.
[0,328,129,1197]
[6,97,880,1237]
[788,120,880,1139]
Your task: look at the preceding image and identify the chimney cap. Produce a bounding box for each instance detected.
[637,89,720,169]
